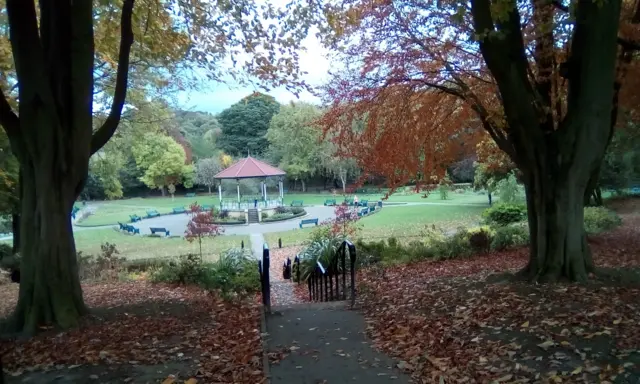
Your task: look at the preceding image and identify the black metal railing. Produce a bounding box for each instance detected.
[305,240,357,306]
[258,243,270,312]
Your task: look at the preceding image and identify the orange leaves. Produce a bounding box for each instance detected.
[320,83,482,191]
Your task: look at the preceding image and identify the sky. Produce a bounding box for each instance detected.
[176,34,332,115]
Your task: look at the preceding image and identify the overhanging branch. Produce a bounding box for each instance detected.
[0,87,19,137]
[90,0,134,155]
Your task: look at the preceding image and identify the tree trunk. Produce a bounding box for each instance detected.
[11,214,20,254]
[301,179,306,192]
[208,185,212,194]
[160,187,165,197]
[8,164,86,334]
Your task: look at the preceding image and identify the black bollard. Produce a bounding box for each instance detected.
[278,238,282,248]
[241,240,244,249]
[282,257,292,279]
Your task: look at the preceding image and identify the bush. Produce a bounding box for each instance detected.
[491,225,529,251]
[584,206,622,234]
[274,206,288,214]
[199,248,260,298]
[262,212,269,219]
[290,207,305,215]
[483,203,527,226]
[0,243,12,261]
[151,248,260,299]
[0,216,11,234]
[468,227,493,253]
[495,172,522,203]
[266,213,294,221]
[77,242,127,281]
[218,209,230,219]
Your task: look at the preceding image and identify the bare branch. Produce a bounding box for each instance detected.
[90,0,135,155]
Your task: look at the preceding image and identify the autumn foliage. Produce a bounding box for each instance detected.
[185,203,223,258]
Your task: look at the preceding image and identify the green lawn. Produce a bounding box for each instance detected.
[282,190,490,206]
[78,190,491,227]
[265,203,487,246]
[72,228,248,261]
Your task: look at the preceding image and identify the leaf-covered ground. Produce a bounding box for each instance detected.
[0,282,264,383]
[358,202,640,383]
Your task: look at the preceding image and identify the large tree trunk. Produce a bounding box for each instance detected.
[9,162,87,333]
[301,179,306,192]
[520,165,594,282]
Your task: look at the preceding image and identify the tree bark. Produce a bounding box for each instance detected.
[301,179,306,192]
[520,164,594,282]
[208,185,212,194]
[8,162,87,333]
[11,214,20,254]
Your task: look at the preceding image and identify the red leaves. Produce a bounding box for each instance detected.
[357,218,640,382]
[0,282,264,382]
[184,203,223,243]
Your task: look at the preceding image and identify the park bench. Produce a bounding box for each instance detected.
[299,218,318,229]
[146,209,160,218]
[369,205,376,212]
[172,207,186,214]
[129,214,141,222]
[359,199,369,207]
[344,198,354,206]
[185,192,196,198]
[124,224,140,234]
[358,208,369,217]
[631,186,640,195]
[324,199,336,206]
[201,204,212,211]
[150,227,171,237]
[291,200,304,207]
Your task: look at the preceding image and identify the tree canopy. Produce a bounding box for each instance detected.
[132,133,194,192]
[217,92,281,157]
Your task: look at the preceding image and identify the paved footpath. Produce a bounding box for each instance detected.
[265,303,411,383]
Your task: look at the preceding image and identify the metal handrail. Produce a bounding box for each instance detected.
[306,240,357,305]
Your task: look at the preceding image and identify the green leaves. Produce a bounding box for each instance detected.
[131,133,194,190]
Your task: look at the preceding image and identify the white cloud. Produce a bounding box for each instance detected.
[176,31,330,114]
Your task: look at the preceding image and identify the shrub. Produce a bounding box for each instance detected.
[77,242,127,281]
[151,253,205,285]
[438,183,449,200]
[265,213,294,221]
[584,206,622,234]
[491,225,529,251]
[468,227,493,253]
[483,203,527,226]
[495,172,522,203]
[290,207,305,215]
[274,206,288,214]
[428,229,473,260]
[199,248,260,298]
[0,216,11,234]
[262,212,269,219]
[218,209,230,219]
[0,243,12,261]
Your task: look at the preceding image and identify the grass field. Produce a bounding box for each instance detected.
[264,203,487,246]
[78,190,491,227]
[73,229,248,261]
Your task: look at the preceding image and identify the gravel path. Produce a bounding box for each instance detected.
[269,246,306,307]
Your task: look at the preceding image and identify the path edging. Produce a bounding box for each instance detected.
[260,307,271,383]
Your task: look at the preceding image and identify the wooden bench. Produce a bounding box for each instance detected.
[324,199,336,206]
[150,227,170,237]
[299,218,318,228]
[130,214,141,222]
[146,209,160,218]
[359,199,369,207]
[172,207,186,214]
[185,193,196,198]
[291,200,304,207]
[124,224,140,234]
